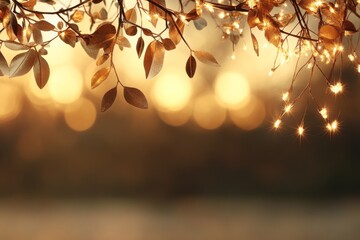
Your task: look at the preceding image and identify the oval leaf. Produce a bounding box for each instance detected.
[136,36,145,58]
[9,49,36,77]
[344,20,357,35]
[101,86,117,112]
[91,67,111,89]
[251,33,259,56]
[162,38,176,51]
[0,51,9,76]
[186,55,196,78]
[194,50,219,66]
[33,52,50,89]
[123,87,148,109]
[143,40,165,78]
[33,20,55,31]
[319,24,340,40]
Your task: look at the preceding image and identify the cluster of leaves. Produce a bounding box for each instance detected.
[0,0,359,127]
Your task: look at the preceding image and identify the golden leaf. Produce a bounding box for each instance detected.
[71,10,84,23]
[162,38,176,51]
[117,36,131,50]
[0,51,9,76]
[343,20,357,35]
[264,18,281,47]
[143,40,165,79]
[59,29,77,47]
[96,54,109,66]
[319,24,340,40]
[123,87,148,109]
[33,51,50,89]
[91,67,111,89]
[186,55,196,78]
[194,50,219,66]
[136,36,145,58]
[9,49,36,77]
[33,20,55,31]
[101,86,117,112]
[251,33,259,56]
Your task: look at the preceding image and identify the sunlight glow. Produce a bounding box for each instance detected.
[193,93,226,130]
[0,83,22,123]
[214,72,250,110]
[48,66,84,104]
[151,74,192,112]
[64,98,97,132]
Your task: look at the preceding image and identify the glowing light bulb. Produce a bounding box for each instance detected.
[330,82,343,95]
[284,104,293,113]
[282,92,289,101]
[297,126,305,136]
[348,54,355,61]
[319,107,328,119]
[274,119,281,129]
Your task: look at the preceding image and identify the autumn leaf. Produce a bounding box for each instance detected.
[123,87,148,109]
[251,33,259,56]
[81,39,99,59]
[319,24,340,40]
[117,36,131,49]
[0,51,9,76]
[96,54,109,66]
[194,50,219,66]
[149,0,166,27]
[4,42,29,51]
[9,49,36,77]
[32,28,43,44]
[264,19,281,47]
[33,20,55,31]
[343,20,357,35]
[88,23,116,49]
[59,29,77,47]
[186,55,196,78]
[136,36,145,58]
[33,52,50,89]
[71,10,84,23]
[143,40,165,78]
[162,38,176,51]
[169,18,184,45]
[101,86,117,112]
[91,67,111,89]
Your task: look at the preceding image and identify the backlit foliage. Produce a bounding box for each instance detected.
[0,0,359,135]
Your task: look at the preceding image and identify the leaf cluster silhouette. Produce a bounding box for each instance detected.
[0,0,359,131]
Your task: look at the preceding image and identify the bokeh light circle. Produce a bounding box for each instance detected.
[151,74,192,112]
[214,72,251,109]
[0,83,22,123]
[48,65,84,104]
[230,95,266,130]
[193,93,226,130]
[64,98,97,132]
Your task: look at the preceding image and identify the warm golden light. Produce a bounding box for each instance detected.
[326,120,339,133]
[48,66,84,104]
[151,74,192,112]
[214,72,250,110]
[274,119,281,129]
[282,92,289,101]
[297,126,305,136]
[319,107,328,119]
[230,96,266,130]
[330,82,343,95]
[284,104,293,113]
[157,107,192,127]
[193,93,226,130]
[64,98,97,132]
[0,83,22,123]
